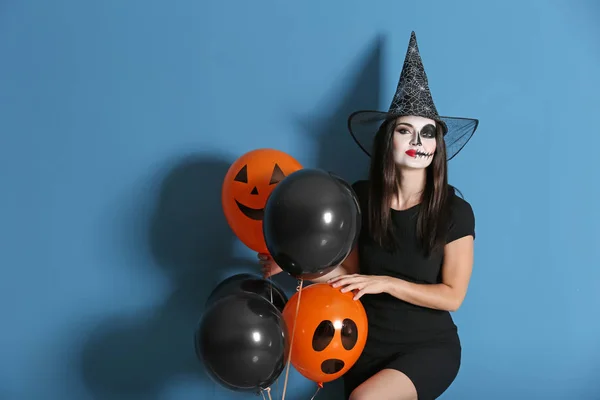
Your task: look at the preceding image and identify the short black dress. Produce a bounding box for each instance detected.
[343,180,476,400]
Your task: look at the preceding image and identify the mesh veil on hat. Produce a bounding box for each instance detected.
[348,31,479,160]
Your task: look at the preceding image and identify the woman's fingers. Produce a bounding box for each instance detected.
[262,265,274,278]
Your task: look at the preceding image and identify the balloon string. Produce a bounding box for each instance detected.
[260,389,267,400]
[266,262,276,398]
[310,384,322,400]
[265,387,273,400]
[268,274,273,304]
[280,278,304,400]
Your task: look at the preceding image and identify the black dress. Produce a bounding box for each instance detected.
[343,180,476,400]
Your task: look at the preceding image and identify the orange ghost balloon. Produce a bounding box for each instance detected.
[282,283,368,384]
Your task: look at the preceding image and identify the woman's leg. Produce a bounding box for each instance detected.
[349,368,417,400]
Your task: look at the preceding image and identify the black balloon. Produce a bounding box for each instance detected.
[206,273,288,313]
[195,292,288,392]
[262,168,361,279]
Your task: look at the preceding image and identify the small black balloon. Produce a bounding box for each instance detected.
[262,168,361,279]
[206,273,288,313]
[195,292,288,392]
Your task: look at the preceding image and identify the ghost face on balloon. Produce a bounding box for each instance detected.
[392,115,438,169]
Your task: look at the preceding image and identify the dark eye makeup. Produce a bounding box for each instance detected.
[395,123,436,138]
[420,124,436,138]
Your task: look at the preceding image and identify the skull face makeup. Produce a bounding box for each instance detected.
[393,115,437,169]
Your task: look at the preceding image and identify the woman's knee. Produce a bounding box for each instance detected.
[349,387,417,400]
[348,375,418,400]
[350,389,417,400]
[348,387,370,400]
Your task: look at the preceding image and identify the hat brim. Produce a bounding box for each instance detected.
[348,110,479,161]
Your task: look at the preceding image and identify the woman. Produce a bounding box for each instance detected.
[260,31,479,400]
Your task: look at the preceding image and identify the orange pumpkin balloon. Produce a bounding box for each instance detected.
[282,283,368,384]
[222,148,303,254]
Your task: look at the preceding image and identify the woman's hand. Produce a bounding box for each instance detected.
[258,253,283,278]
[328,274,392,300]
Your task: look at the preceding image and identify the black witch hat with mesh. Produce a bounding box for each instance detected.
[348,31,478,160]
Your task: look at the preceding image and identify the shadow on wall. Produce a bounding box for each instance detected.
[79,33,382,400]
[298,34,382,185]
[291,35,383,400]
[80,155,253,400]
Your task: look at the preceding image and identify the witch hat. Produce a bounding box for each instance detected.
[347,31,478,160]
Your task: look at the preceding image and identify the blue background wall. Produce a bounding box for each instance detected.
[1,0,599,399]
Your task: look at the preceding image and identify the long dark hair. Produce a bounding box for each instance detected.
[367,116,450,256]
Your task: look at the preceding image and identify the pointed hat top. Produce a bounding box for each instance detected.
[388,31,441,121]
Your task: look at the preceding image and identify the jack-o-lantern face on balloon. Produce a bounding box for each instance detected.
[282,283,368,384]
[222,148,303,254]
